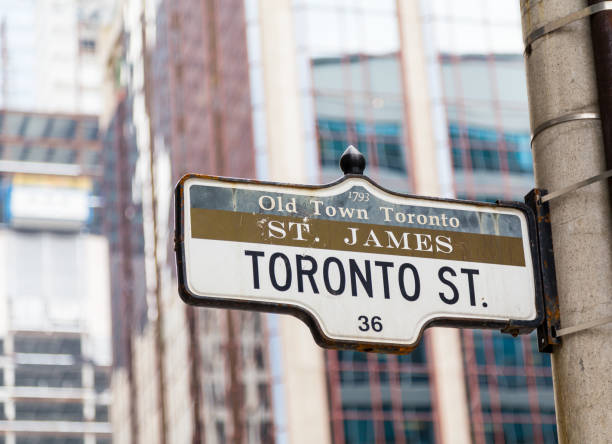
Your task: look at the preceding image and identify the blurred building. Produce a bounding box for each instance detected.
[0,0,111,114]
[101,0,556,443]
[0,2,115,444]
[0,110,112,444]
[99,1,275,443]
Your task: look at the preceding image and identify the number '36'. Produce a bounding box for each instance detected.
[357,315,383,332]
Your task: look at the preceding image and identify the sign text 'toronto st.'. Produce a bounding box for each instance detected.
[175,175,542,353]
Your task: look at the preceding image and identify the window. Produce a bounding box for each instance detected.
[493,334,524,366]
[94,369,110,393]
[14,336,81,356]
[254,345,265,370]
[16,437,83,444]
[340,370,369,385]
[25,146,49,162]
[472,331,487,365]
[83,149,100,167]
[15,402,83,421]
[378,369,389,383]
[1,113,26,136]
[404,420,434,444]
[497,374,527,389]
[399,372,429,384]
[260,421,273,443]
[49,148,77,164]
[503,422,533,443]
[471,149,500,171]
[215,421,226,444]
[79,39,96,52]
[15,365,82,388]
[48,118,77,139]
[507,149,533,174]
[452,147,464,169]
[344,420,375,444]
[448,123,532,175]
[81,119,99,140]
[23,116,49,138]
[317,118,404,172]
[542,424,559,443]
[95,405,109,422]
[257,383,270,409]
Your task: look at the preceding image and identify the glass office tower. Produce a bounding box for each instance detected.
[274,1,556,442]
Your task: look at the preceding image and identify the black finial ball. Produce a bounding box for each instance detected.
[340,145,366,175]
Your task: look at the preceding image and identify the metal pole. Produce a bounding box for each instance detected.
[520,1,612,442]
[587,0,612,207]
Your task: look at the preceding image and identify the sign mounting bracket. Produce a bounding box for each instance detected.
[525,188,561,353]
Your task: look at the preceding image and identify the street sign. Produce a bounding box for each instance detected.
[175,166,542,353]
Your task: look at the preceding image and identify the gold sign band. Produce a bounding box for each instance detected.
[191,208,526,267]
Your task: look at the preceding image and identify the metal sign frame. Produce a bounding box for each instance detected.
[175,172,544,354]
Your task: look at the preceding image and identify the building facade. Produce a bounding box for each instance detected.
[0,111,112,444]
[100,1,276,443]
[0,2,116,443]
[0,0,110,115]
[102,0,557,443]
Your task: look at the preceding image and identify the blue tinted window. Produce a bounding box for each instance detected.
[318,118,404,172]
[449,123,532,174]
[344,420,375,443]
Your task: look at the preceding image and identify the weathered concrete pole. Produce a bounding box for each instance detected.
[520,1,612,442]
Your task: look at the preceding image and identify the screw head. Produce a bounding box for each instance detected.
[340,145,366,175]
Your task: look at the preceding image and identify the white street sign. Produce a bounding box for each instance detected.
[175,174,542,353]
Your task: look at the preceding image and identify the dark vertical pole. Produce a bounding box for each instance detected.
[588,0,612,206]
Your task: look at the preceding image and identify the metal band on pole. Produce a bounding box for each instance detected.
[530,112,600,146]
[524,1,612,53]
[539,169,612,203]
[555,315,612,337]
